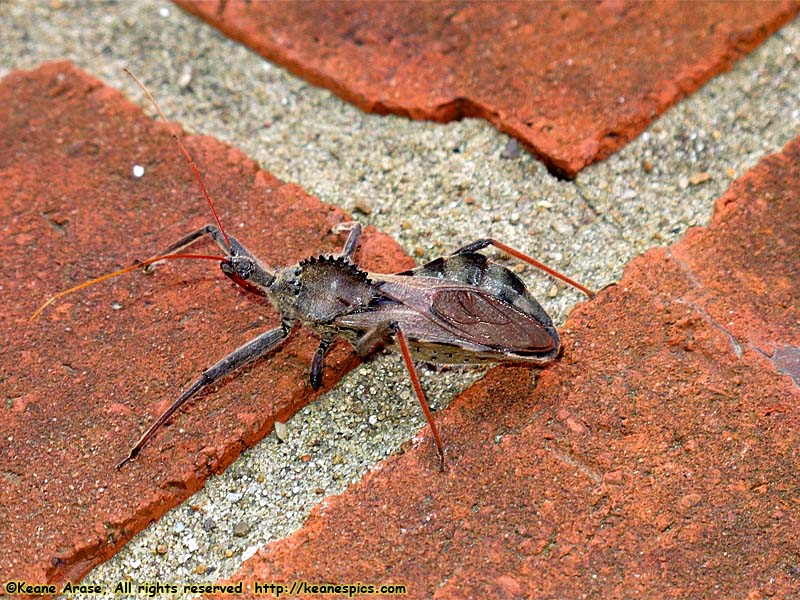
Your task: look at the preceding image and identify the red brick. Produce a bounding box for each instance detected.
[0,61,412,585]
[175,0,799,177]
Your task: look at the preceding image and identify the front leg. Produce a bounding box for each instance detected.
[145,224,276,295]
[144,224,239,271]
[117,320,295,468]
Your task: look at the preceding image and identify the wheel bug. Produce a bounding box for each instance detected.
[31,68,594,471]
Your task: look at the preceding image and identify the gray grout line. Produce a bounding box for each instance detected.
[2,1,798,596]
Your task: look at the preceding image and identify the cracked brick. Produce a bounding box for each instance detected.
[175,0,799,177]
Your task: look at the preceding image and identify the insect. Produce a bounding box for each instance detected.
[32,69,594,471]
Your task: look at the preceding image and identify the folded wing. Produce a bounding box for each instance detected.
[430,289,555,352]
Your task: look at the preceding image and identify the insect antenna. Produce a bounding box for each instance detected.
[29,253,224,321]
[31,70,241,321]
[122,67,232,250]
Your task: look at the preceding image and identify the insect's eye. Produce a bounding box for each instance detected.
[291,279,302,295]
[293,267,302,276]
[232,257,254,278]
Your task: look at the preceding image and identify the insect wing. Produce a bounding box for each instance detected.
[430,288,556,352]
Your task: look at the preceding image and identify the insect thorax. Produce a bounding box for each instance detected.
[270,255,378,324]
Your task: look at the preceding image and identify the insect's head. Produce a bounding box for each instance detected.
[220,254,275,294]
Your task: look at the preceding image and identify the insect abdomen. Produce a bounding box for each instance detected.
[401,253,486,285]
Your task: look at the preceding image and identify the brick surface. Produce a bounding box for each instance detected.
[209,138,800,596]
[175,0,799,178]
[0,61,412,585]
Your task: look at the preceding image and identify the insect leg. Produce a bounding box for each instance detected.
[143,224,251,272]
[452,238,594,298]
[116,321,294,469]
[333,221,362,261]
[144,224,274,295]
[353,321,395,357]
[393,323,446,471]
[309,338,333,390]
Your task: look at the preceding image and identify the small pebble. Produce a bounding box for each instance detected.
[242,545,259,561]
[353,198,373,215]
[500,138,521,159]
[551,221,574,236]
[689,171,711,185]
[202,518,216,532]
[177,68,192,89]
[274,421,288,442]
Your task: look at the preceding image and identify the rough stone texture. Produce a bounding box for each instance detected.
[209,138,800,597]
[174,0,800,178]
[0,61,411,586]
